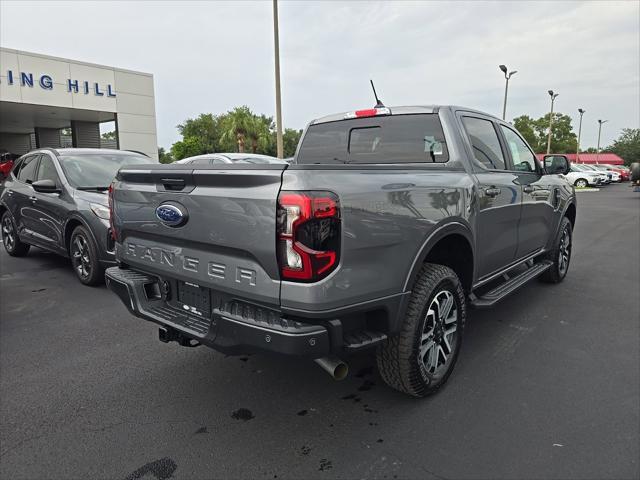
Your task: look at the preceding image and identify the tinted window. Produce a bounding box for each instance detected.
[461,117,506,170]
[500,126,538,172]
[58,153,154,188]
[36,156,60,184]
[297,114,449,164]
[17,155,39,183]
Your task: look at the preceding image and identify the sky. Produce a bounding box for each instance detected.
[1,0,638,151]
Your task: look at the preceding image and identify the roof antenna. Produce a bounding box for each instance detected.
[370,79,385,108]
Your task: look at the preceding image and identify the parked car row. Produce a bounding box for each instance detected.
[567,163,629,187]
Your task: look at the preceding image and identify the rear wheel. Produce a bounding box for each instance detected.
[540,216,572,283]
[1,212,30,257]
[574,178,588,188]
[377,263,466,397]
[69,225,103,286]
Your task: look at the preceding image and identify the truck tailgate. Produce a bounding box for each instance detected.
[112,164,286,307]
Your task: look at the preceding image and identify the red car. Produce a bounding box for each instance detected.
[0,153,19,179]
[602,164,630,181]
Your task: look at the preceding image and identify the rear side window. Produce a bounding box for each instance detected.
[461,117,506,170]
[297,114,449,164]
[17,155,39,184]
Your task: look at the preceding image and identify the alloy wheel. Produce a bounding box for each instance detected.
[558,226,571,276]
[2,216,15,251]
[576,179,587,188]
[419,289,458,377]
[71,234,92,279]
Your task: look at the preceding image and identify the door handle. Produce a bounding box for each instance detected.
[6,190,13,196]
[523,185,534,194]
[29,196,37,202]
[484,187,501,197]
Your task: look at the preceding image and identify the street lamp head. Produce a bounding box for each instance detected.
[499,64,507,73]
[578,108,585,114]
[598,119,608,125]
[548,90,554,96]
[509,70,517,76]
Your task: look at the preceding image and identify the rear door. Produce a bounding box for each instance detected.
[498,124,556,258]
[459,114,521,278]
[113,164,286,308]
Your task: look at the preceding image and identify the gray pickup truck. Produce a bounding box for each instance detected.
[105,105,576,397]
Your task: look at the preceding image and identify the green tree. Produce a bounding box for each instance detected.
[220,106,254,153]
[248,115,274,153]
[158,147,174,164]
[511,112,577,153]
[170,137,206,160]
[607,128,640,166]
[101,131,117,140]
[176,113,220,153]
[282,128,303,157]
[513,115,540,151]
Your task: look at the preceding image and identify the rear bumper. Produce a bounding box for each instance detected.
[105,266,331,357]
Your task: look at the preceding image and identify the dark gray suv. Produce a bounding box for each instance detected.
[0,148,156,285]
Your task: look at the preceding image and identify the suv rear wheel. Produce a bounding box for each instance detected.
[1,212,30,257]
[377,263,466,397]
[70,225,103,286]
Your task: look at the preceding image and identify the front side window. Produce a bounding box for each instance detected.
[58,153,154,189]
[500,125,538,173]
[17,155,39,184]
[36,156,61,184]
[461,117,506,170]
[297,114,449,164]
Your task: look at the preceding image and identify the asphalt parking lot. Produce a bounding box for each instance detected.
[1,183,638,480]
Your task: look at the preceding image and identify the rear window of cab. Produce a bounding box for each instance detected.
[296,114,449,164]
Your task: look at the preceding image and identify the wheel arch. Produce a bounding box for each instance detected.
[403,221,475,295]
[63,214,98,255]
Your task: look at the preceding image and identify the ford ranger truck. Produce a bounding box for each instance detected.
[105,106,576,397]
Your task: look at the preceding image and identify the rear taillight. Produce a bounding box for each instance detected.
[277,191,341,282]
[108,183,117,241]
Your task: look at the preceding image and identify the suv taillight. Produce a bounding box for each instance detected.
[277,191,341,282]
[108,183,117,241]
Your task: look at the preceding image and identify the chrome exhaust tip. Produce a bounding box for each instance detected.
[314,356,349,381]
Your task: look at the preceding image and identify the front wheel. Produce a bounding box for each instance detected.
[540,216,572,283]
[377,263,466,397]
[1,212,30,257]
[69,225,104,286]
[574,178,588,188]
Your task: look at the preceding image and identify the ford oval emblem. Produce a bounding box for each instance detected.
[156,204,188,227]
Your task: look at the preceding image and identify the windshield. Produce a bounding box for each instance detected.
[58,153,155,188]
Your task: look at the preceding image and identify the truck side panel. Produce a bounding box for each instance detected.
[279,165,476,314]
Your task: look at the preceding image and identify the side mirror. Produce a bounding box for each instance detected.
[544,155,570,175]
[32,179,62,194]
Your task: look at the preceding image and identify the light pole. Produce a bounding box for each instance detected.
[546,90,559,154]
[596,119,608,164]
[499,65,517,121]
[272,0,284,158]
[576,108,585,163]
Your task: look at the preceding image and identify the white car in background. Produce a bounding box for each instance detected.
[591,164,622,182]
[567,165,605,187]
[577,164,612,183]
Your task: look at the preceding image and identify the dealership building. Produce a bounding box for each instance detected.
[0,47,158,159]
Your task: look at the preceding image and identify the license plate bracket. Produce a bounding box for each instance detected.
[176,281,212,319]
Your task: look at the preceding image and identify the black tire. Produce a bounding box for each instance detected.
[539,216,572,284]
[1,211,30,257]
[631,163,640,182]
[574,178,588,188]
[69,225,104,286]
[376,263,466,397]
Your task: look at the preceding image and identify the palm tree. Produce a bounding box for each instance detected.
[249,115,273,153]
[220,106,254,153]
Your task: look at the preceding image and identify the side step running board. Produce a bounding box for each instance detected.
[470,260,552,309]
